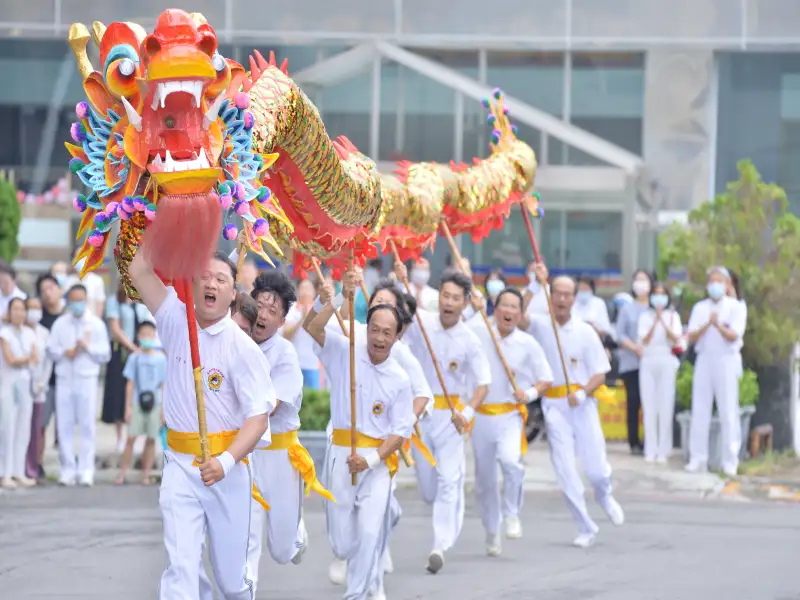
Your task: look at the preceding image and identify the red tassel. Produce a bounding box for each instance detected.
[142,192,221,280]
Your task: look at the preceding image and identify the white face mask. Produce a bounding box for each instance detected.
[632,280,651,297]
[411,269,430,286]
[27,309,42,324]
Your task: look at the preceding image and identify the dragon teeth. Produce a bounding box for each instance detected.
[152,80,204,110]
[150,150,210,174]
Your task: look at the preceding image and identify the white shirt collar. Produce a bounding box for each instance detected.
[201,311,232,336]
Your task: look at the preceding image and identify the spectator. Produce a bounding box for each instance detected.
[483,268,507,317]
[102,282,151,453]
[637,282,682,464]
[24,296,52,481]
[46,284,111,486]
[615,269,654,456]
[408,257,439,312]
[283,278,321,389]
[116,321,166,485]
[0,297,38,488]
[231,292,258,335]
[63,250,106,317]
[50,261,69,291]
[573,275,612,339]
[35,273,63,477]
[0,259,26,318]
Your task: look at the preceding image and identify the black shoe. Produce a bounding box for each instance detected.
[37,465,46,480]
[630,446,644,456]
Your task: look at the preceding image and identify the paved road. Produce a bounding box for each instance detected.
[1,486,798,600]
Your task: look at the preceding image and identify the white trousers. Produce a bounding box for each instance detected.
[543,397,614,536]
[0,373,33,478]
[471,411,525,536]
[159,451,254,600]
[381,478,401,572]
[690,353,741,472]
[639,355,679,461]
[325,444,392,600]
[412,408,466,552]
[55,375,98,482]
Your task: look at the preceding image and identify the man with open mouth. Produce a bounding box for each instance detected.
[304,268,416,600]
[520,263,625,549]
[392,263,492,575]
[467,287,554,556]
[129,248,275,599]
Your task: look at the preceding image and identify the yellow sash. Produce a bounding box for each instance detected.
[331,429,399,477]
[259,430,335,503]
[543,384,584,399]
[402,433,437,467]
[166,428,271,511]
[476,402,530,455]
[433,395,464,411]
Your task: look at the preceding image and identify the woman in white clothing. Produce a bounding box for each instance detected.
[0,297,38,488]
[637,282,682,464]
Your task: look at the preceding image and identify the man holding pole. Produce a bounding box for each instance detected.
[520,263,624,549]
[394,263,491,574]
[130,249,275,599]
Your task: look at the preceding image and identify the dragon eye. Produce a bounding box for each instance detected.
[212,54,226,72]
[118,58,135,77]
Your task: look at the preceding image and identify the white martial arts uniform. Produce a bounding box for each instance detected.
[46,311,110,485]
[468,322,553,537]
[155,289,275,600]
[403,309,491,554]
[637,308,682,462]
[317,329,415,600]
[0,324,37,479]
[686,297,747,474]
[526,315,615,538]
[247,333,308,588]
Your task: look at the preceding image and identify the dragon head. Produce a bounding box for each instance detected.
[65,10,290,297]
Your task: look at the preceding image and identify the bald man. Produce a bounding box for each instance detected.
[519,267,624,548]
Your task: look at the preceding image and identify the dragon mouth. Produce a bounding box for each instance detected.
[149,149,211,173]
[151,79,204,110]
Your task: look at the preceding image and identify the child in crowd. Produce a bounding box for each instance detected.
[116,321,166,485]
[231,292,258,336]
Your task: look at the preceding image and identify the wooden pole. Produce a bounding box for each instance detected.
[439,221,520,394]
[387,239,461,431]
[310,257,347,335]
[348,246,358,486]
[518,204,576,407]
[178,278,210,462]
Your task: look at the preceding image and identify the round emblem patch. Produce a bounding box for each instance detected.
[372,401,385,416]
[448,361,458,372]
[207,368,224,391]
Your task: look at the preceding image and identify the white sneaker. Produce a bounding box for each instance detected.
[58,475,75,487]
[78,475,94,487]
[644,456,656,464]
[328,558,347,585]
[655,457,668,465]
[684,460,708,473]
[368,584,387,600]
[722,466,738,478]
[486,532,502,556]
[426,550,444,574]
[572,533,596,548]
[601,497,625,526]
[291,527,308,565]
[504,515,523,539]
[382,548,394,574]
[0,477,17,490]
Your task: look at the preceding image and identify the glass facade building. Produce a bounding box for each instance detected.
[3,0,800,289]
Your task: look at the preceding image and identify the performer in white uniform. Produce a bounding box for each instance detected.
[685,266,747,476]
[130,249,274,600]
[394,264,491,574]
[245,271,333,589]
[46,283,111,486]
[468,288,553,555]
[305,271,416,600]
[521,264,624,548]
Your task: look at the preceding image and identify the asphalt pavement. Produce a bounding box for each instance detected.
[1,484,798,600]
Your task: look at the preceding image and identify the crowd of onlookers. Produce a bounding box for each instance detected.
[0,249,747,490]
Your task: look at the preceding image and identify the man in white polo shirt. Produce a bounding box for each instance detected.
[129,248,274,600]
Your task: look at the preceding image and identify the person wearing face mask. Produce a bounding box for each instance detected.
[685,267,747,476]
[62,251,107,318]
[637,283,683,464]
[45,284,111,486]
[614,269,654,455]
[0,298,38,489]
[408,257,439,312]
[483,269,507,317]
[23,296,53,482]
[304,268,415,600]
[573,276,612,339]
[50,261,70,292]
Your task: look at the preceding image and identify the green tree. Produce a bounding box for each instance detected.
[0,175,21,263]
[658,159,800,367]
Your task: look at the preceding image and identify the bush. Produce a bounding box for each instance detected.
[675,361,760,411]
[299,388,330,431]
[0,175,21,263]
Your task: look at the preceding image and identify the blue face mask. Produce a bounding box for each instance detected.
[486,279,505,298]
[707,282,726,300]
[576,290,593,304]
[651,294,668,309]
[139,338,157,350]
[68,301,85,317]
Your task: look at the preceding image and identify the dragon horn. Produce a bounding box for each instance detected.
[90,21,106,47]
[68,23,94,81]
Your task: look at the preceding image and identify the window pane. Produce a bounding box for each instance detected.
[565,211,623,273]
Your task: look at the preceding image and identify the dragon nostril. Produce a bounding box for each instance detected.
[144,36,161,58]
